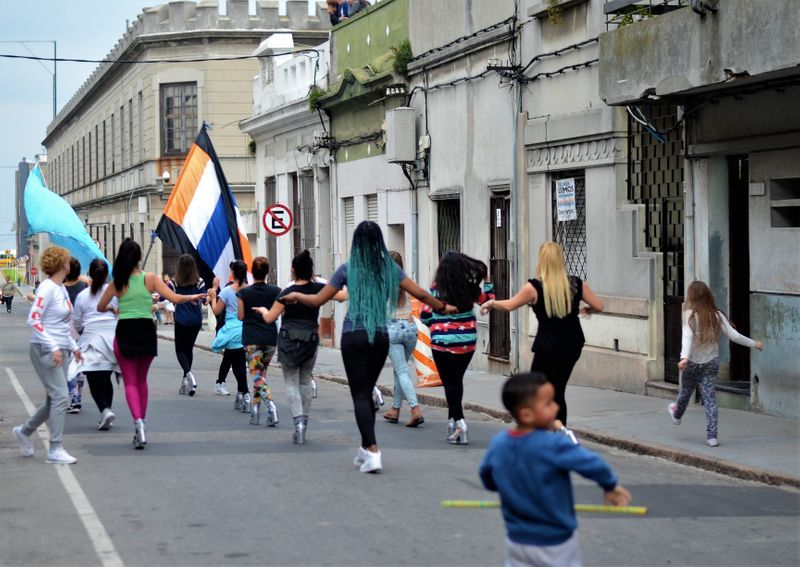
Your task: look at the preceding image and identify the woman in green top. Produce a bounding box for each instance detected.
[98,239,203,449]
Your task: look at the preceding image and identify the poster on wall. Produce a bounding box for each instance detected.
[556,178,577,222]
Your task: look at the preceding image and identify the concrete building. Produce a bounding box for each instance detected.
[42,0,328,276]
[599,0,800,418]
[240,35,334,340]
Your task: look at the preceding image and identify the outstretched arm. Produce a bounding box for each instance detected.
[149,273,202,304]
[283,284,339,308]
[253,301,285,324]
[400,277,456,313]
[481,282,536,315]
[97,282,119,313]
[580,282,604,315]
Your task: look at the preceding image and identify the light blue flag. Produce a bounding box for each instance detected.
[24,165,110,273]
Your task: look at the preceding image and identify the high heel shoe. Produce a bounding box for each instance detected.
[133,419,146,449]
[249,400,261,425]
[178,375,189,395]
[311,379,318,399]
[293,417,306,445]
[265,400,279,427]
[372,387,385,412]
[448,419,468,445]
[447,418,455,440]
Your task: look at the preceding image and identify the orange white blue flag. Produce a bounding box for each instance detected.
[155,125,252,284]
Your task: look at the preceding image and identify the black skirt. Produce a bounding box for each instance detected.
[116,318,158,358]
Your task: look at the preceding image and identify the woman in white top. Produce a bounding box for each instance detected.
[12,246,83,465]
[71,259,120,431]
[668,281,763,447]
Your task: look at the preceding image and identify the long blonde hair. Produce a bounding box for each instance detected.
[536,242,572,319]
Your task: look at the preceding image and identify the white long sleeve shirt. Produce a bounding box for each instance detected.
[72,284,118,333]
[28,278,78,353]
[680,310,756,364]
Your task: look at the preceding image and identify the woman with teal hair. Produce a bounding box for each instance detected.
[282,221,454,473]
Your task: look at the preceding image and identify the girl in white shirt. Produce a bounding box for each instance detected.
[668,281,763,447]
[71,259,119,431]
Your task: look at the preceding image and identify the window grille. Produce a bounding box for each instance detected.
[367,194,378,222]
[551,172,587,280]
[161,83,198,156]
[300,173,316,251]
[437,199,460,259]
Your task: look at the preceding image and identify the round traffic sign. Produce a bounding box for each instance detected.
[31,267,39,276]
[262,203,294,237]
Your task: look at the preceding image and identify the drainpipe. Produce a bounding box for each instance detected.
[510,82,523,373]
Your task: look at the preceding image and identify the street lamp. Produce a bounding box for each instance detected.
[0,40,56,118]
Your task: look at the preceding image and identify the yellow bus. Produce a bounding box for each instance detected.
[0,251,15,269]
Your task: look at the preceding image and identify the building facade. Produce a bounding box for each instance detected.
[42,0,328,276]
[600,0,800,418]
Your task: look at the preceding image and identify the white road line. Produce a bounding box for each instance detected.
[6,367,125,567]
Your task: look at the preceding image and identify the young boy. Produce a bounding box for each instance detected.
[479,373,631,567]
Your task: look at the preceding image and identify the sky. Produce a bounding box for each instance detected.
[0,0,304,251]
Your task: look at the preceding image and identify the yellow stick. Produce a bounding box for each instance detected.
[441,500,648,515]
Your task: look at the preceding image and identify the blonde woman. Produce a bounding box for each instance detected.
[481,242,603,425]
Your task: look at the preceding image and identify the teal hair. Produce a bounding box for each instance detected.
[347,221,400,343]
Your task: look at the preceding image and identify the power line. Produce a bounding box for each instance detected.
[0,50,320,65]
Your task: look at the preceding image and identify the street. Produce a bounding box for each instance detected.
[1,310,798,567]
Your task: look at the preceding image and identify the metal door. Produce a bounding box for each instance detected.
[489,194,510,359]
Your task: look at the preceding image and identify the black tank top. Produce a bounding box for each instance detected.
[529,276,585,355]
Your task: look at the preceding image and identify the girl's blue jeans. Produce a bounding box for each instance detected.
[387,319,418,409]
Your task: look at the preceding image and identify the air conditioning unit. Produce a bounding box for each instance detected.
[385,107,416,163]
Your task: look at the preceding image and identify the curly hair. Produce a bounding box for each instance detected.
[40,246,71,277]
[432,252,487,313]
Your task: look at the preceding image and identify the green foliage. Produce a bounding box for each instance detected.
[308,84,326,113]
[611,5,651,27]
[391,39,413,75]
[248,139,256,157]
[546,0,562,25]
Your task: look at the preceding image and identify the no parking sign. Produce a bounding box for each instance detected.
[262,203,294,237]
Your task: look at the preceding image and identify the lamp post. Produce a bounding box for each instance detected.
[0,40,56,118]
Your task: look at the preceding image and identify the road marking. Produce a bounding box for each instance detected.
[6,367,125,567]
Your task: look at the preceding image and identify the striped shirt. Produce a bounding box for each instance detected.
[420,283,495,354]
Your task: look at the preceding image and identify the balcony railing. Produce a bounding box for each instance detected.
[604,0,689,29]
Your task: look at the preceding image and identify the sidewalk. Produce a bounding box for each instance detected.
[159,327,800,488]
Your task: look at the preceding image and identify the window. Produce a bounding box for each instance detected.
[366,194,378,223]
[290,173,302,255]
[343,197,355,259]
[161,82,198,155]
[102,120,107,177]
[128,99,134,166]
[770,177,800,228]
[551,172,587,280]
[300,173,315,251]
[111,225,116,260]
[138,91,143,162]
[265,177,277,284]
[120,105,125,169]
[87,133,92,183]
[111,113,116,173]
[95,125,99,180]
[71,144,76,190]
[437,199,461,259]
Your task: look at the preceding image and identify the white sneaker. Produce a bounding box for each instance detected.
[353,447,369,467]
[215,383,230,396]
[359,449,382,473]
[46,446,77,464]
[13,425,34,457]
[98,409,116,431]
[668,403,681,425]
[706,438,719,447]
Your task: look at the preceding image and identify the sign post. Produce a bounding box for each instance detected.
[262,203,294,237]
[556,178,577,222]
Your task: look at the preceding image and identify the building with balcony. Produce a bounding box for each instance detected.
[599,0,800,418]
[42,0,328,276]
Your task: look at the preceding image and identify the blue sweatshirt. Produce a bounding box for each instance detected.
[479,429,618,546]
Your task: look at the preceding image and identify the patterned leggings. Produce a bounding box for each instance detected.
[674,358,720,439]
[246,345,276,404]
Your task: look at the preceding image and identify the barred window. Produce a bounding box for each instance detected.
[437,199,461,259]
[300,173,316,251]
[161,82,198,156]
[343,197,355,259]
[551,172,587,280]
[264,177,278,284]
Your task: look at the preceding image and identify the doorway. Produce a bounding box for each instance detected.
[728,156,751,380]
[489,193,510,360]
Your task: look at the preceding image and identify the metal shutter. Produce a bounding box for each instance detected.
[366,194,378,222]
[343,197,355,258]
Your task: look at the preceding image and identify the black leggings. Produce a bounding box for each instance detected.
[174,323,201,375]
[3,296,12,311]
[432,350,474,422]
[218,348,248,394]
[341,330,389,448]
[530,350,581,425]
[83,371,114,412]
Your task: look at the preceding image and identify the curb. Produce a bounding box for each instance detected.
[156,334,799,489]
[314,372,800,489]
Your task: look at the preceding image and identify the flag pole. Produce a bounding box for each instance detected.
[142,230,157,271]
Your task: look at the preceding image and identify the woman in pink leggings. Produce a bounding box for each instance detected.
[98,239,203,449]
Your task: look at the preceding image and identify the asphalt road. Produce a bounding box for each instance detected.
[1,308,798,566]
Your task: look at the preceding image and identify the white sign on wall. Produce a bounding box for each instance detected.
[556,178,577,222]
